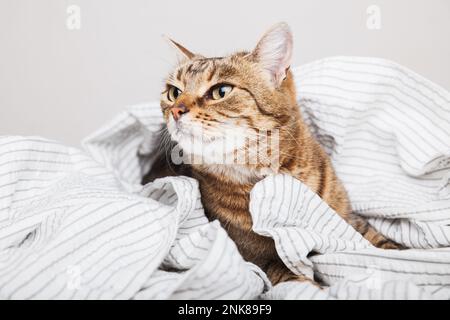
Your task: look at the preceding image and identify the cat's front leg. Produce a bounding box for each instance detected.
[363,225,405,249]
[264,259,321,287]
[348,214,405,249]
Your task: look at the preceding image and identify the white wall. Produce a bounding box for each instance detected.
[1,0,449,146]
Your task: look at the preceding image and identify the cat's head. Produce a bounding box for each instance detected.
[161,23,299,166]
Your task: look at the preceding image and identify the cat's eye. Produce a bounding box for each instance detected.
[167,86,182,102]
[211,84,233,100]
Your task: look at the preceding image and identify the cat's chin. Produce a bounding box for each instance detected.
[166,118,248,165]
[172,135,242,166]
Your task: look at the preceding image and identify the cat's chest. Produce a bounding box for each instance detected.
[193,165,273,230]
[199,164,274,185]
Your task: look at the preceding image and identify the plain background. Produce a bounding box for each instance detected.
[1,0,449,146]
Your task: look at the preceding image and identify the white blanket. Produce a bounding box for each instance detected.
[0,57,449,300]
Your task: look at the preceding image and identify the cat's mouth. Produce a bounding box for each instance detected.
[165,116,279,168]
[168,117,217,143]
[166,116,248,163]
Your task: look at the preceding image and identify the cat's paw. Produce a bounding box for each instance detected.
[292,275,322,288]
[377,239,406,250]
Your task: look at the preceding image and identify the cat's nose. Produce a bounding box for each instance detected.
[170,104,189,121]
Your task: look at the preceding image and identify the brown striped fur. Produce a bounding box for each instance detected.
[144,23,402,286]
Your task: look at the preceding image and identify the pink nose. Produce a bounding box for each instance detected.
[170,104,188,121]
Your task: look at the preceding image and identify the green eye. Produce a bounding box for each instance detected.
[211,84,233,100]
[167,86,182,102]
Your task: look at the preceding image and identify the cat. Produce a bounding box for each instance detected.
[143,22,402,286]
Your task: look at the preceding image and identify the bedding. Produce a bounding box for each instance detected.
[0,56,449,299]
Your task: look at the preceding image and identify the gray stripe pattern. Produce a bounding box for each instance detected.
[1,57,449,299]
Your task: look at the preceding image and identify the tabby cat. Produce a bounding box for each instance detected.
[143,23,401,286]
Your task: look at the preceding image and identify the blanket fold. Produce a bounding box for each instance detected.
[0,57,449,299]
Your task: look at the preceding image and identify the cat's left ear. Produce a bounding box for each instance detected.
[251,23,293,87]
[165,36,197,60]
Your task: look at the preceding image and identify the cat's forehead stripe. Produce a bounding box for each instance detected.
[180,57,222,75]
[189,59,214,74]
[169,55,242,90]
[176,68,183,81]
[206,62,216,82]
[176,60,214,86]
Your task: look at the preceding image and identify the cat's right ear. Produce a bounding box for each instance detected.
[165,36,196,61]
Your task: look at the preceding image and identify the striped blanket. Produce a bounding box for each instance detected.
[0,57,449,299]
